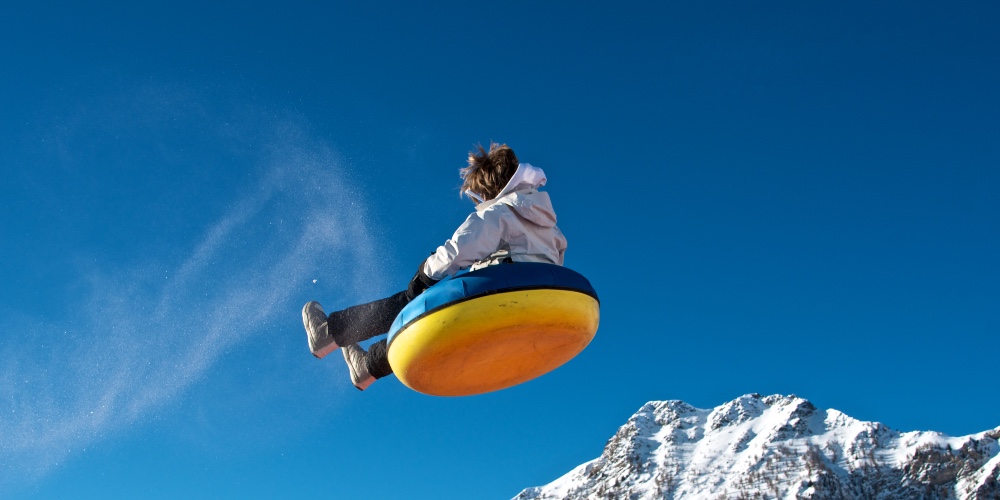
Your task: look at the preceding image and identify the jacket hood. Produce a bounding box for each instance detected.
[496,163,546,199]
[476,163,557,227]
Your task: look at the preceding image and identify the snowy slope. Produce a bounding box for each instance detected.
[515,394,1000,499]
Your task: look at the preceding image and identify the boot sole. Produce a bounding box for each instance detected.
[311,340,339,359]
[353,377,375,391]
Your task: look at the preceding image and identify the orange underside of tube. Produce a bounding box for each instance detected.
[387,289,599,397]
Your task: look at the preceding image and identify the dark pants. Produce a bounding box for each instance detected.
[327,291,409,379]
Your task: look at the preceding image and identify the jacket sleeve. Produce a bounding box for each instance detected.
[423,210,504,279]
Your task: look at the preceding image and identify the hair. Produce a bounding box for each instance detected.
[460,142,519,203]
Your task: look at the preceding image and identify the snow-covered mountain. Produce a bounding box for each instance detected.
[515,394,1000,499]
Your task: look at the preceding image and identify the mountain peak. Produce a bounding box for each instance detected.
[515,394,999,499]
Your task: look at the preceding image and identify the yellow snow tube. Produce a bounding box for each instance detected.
[386,263,600,397]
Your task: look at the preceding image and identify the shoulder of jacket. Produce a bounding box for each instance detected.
[476,199,515,217]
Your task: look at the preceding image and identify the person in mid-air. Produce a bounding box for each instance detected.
[301,142,567,390]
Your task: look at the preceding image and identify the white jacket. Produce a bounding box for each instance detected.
[423,163,567,279]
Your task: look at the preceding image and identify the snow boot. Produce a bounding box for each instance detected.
[302,301,338,359]
[342,343,375,391]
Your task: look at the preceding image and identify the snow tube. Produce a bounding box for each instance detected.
[386,262,599,396]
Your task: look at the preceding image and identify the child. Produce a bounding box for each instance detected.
[302,143,567,390]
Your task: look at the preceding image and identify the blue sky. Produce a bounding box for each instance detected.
[2,1,998,498]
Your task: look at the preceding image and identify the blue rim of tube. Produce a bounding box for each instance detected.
[387,262,599,347]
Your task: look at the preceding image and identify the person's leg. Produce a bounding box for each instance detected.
[303,290,409,359]
[366,339,393,378]
[327,291,409,346]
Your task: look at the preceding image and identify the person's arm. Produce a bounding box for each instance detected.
[405,257,439,300]
[423,210,504,280]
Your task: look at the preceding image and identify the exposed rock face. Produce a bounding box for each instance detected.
[515,394,1000,499]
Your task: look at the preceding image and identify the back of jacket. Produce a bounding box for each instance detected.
[423,164,567,279]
